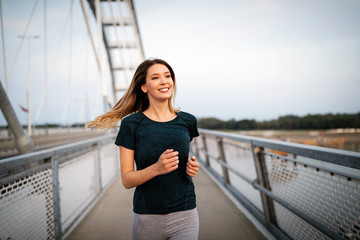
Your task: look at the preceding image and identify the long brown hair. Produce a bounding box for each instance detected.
[86,58,177,130]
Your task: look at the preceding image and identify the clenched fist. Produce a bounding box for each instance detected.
[154,149,179,175]
[186,156,199,177]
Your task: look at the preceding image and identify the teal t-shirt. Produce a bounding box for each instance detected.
[115,111,199,214]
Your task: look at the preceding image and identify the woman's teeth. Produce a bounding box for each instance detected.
[159,88,169,92]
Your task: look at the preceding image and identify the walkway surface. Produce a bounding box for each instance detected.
[66,168,267,240]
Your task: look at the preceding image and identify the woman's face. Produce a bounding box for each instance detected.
[141,64,174,103]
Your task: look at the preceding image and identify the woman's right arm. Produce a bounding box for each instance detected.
[119,146,179,189]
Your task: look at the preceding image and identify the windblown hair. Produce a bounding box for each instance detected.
[86,58,177,130]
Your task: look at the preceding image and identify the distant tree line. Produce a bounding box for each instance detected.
[0,123,86,129]
[198,113,360,130]
[1,113,359,130]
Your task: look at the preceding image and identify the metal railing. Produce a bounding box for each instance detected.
[191,129,360,240]
[0,133,119,240]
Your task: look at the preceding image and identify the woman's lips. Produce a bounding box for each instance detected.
[159,88,169,93]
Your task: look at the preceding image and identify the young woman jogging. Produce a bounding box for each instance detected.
[87,58,200,240]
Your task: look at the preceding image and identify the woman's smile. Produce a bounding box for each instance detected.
[159,87,170,93]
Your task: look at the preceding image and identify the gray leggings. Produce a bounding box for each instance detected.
[132,208,199,240]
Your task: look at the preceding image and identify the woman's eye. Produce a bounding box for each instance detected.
[152,77,159,80]
[166,75,171,78]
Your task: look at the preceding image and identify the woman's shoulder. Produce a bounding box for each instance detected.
[178,111,197,123]
[178,111,199,138]
[121,112,145,124]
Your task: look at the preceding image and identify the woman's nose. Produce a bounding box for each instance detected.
[160,76,167,84]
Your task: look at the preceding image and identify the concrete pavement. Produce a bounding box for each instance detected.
[66,168,267,240]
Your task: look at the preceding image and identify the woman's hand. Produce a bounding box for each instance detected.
[186,156,199,177]
[154,149,179,175]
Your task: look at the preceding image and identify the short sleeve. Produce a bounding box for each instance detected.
[180,112,199,142]
[114,117,136,150]
[189,115,200,142]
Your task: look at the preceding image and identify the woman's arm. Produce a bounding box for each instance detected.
[119,146,179,189]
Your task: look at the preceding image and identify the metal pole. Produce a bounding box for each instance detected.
[97,143,103,193]
[216,137,230,184]
[18,35,39,135]
[27,37,32,136]
[44,0,48,134]
[0,80,34,154]
[202,135,211,167]
[193,137,199,157]
[51,155,63,239]
[0,0,8,92]
[116,145,120,174]
[251,145,277,226]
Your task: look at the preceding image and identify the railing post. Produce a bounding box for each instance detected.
[251,145,277,227]
[97,143,103,193]
[202,135,211,167]
[51,155,62,240]
[193,137,200,157]
[216,137,230,184]
[116,144,121,174]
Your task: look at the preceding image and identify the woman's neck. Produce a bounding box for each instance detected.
[143,102,176,122]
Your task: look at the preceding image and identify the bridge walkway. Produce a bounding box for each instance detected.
[67,168,268,240]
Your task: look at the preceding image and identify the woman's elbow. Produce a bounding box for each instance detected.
[121,175,134,189]
[122,182,133,189]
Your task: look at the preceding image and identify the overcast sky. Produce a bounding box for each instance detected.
[1,0,360,126]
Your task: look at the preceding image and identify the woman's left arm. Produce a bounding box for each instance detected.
[186,156,200,177]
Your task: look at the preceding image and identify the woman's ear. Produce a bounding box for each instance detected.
[141,84,147,93]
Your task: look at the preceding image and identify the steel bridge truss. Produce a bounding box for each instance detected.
[87,0,145,103]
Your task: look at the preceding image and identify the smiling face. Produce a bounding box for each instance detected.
[141,64,174,104]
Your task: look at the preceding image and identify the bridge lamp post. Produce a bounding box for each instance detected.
[18,34,40,136]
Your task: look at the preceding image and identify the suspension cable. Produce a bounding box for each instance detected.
[78,38,90,123]
[6,0,40,85]
[49,18,70,71]
[0,0,8,92]
[36,0,72,126]
[35,0,48,127]
[80,0,101,75]
[61,0,74,125]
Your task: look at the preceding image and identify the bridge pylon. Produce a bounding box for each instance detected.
[86,0,145,105]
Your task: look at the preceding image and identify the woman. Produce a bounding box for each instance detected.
[87,58,200,240]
